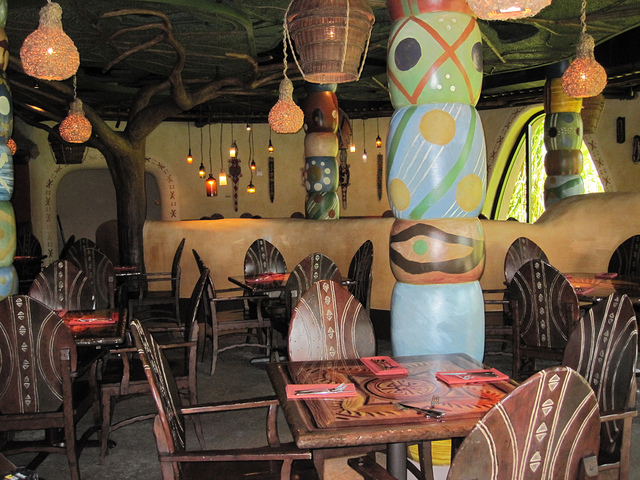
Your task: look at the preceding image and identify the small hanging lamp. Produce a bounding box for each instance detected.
[218,123,227,186]
[7,138,16,155]
[20,1,80,81]
[562,0,607,98]
[198,125,206,178]
[206,122,217,196]
[268,139,274,153]
[465,0,551,20]
[361,119,367,162]
[247,181,256,194]
[247,127,256,193]
[59,77,91,143]
[268,24,303,134]
[375,118,382,148]
[186,121,193,164]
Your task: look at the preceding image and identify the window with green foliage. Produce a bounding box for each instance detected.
[496,113,603,223]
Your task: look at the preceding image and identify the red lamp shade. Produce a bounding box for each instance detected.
[206,174,218,196]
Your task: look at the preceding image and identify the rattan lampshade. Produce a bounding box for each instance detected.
[562,33,607,98]
[285,0,374,84]
[268,77,304,133]
[465,0,551,19]
[59,99,91,143]
[19,1,79,81]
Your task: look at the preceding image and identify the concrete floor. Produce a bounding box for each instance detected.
[6,331,640,480]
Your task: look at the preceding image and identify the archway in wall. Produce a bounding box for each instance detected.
[56,169,161,244]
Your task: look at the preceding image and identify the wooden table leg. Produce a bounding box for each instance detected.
[387,442,407,480]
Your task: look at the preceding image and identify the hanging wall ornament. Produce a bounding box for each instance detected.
[339,149,350,209]
[377,152,383,201]
[228,157,241,212]
[269,155,275,202]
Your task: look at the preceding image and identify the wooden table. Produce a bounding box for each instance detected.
[60,308,128,346]
[565,272,640,306]
[267,353,514,480]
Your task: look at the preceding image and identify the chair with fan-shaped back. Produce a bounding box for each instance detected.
[244,239,287,278]
[608,235,640,277]
[347,240,373,316]
[563,292,638,479]
[28,259,96,311]
[64,243,116,308]
[348,367,601,480]
[509,259,580,380]
[0,295,100,480]
[504,236,548,285]
[288,279,375,362]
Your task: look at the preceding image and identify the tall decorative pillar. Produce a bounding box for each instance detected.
[0,0,17,300]
[386,0,486,361]
[543,76,584,207]
[302,82,340,219]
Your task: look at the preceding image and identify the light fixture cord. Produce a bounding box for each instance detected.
[580,0,587,34]
[187,121,191,150]
[219,122,224,169]
[208,120,213,171]
[200,125,204,169]
[72,75,77,100]
[362,119,366,146]
[282,21,291,81]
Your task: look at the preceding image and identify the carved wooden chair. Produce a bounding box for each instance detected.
[485,237,549,356]
[244,238,287,277]
[128,237,185,326]
[129,318,317,480]
[28,259,96,310]
[509,259,580,380]
[98,267,208,463]
[15,230,46,294]
[563,292,638,479]
[348,367,601,480]
[0,295,101,480]
[608,235,640,277]
[288,279,375,362]
[347,240,374,316]
[270,252,342,337]
[201,269,272,375]
[64,243,116,309]
[288,279,376,478]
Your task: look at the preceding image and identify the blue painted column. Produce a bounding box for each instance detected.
[386,0,486,361]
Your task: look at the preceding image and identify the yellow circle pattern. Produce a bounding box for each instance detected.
[456,174,483,212]
[419,110,455,145]
[389,178,411,211]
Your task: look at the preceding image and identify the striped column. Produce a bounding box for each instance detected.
[386,0,486,361]
[543,77,584,207]
[302,82,340,220]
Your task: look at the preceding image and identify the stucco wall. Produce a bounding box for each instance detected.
[143,190,640,311]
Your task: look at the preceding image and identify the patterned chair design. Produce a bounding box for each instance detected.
[608,235,640,277]
[347,240,374,316]
[348,367,601,480]
[288,279,376,478]
[28,259,96,310]
[129,319,316,480]
[244,238,287,278]
[509,259,580,380]
[563,292,638,479]
[64,242,116,308]
[0,295,100,480]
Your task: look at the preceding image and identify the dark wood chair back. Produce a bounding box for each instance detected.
[0,295,87,480]
[64,244,116,308]
[288,279,376,361]
[29,259,96,310]
[563,292,638,476]
[509,259,580,379]
[244,239,287,277]
[608,235,640,277]
[15,231,45,294]
[447,366,600,479]
[504,236,548,284]
[192,248,206,275]
[347,240,373,315]
[285,252,342,322]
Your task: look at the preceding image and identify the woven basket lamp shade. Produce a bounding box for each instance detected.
[268,77,304,133]
[285,0,374,84]
[465,0,551,19]
[562,33,607,98]
[59,99,92,143]
[20,1,79,81]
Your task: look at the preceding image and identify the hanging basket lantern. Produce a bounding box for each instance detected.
[465,0,551,20]
[285,0,374,84]
[59,98,92,143]
[268,77,304,133]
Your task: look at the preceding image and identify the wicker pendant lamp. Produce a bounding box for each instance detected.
[562,0,607,99]
[20,1,79,81]
[285,0,374,84]
[465,0,551,19]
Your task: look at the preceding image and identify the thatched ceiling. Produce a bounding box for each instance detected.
[4,0,640,124]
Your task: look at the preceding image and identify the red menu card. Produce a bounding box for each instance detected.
[435,368,508,385]
[360,356,409,376]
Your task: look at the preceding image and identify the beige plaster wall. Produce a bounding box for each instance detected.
[144,190,640,311]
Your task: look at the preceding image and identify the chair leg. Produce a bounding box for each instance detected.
[417,441,434,480]
[188,382,206,450]
[99,390,112,464]
[64,417,81,480]
[210,330,219,376]
[280,458,293,480]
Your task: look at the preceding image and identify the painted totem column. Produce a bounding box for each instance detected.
[386,0,486,361]
[302,82,340,220]
[0,2,17,300]
[543,77,584,207]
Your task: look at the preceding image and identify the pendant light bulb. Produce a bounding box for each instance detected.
[247,181,256,193]
[268,139,274,153]
[186,148,193,164]
[246,123,251,131]
[362,149,368,162]
[375,135,382,148]
[230,141,237,158]
[219,170,227,186]
[206,174,218,196]
[198,162,206,178]
[350,143,356,153]
[250,159,256,171]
